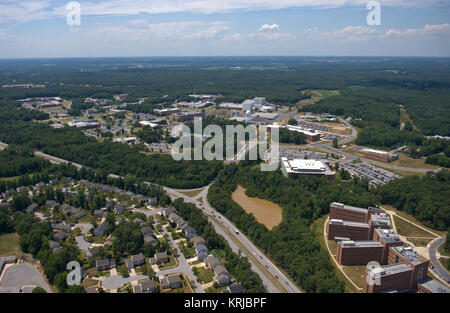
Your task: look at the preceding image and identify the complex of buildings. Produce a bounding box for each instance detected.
[356,147,399,163]
[326,202,449,293]
[281,157,336,181]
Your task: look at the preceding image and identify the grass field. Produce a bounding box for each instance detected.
[177,189,203,198]
[393,215,436,238]
[0,233,21,257]
[341,266,367,289]
[391,153,439,170]
[297,89,340,107]
[407,237,434,247]
[194,267,214,284]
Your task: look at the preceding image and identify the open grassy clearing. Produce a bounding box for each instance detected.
[393,215,437,238]
[0,233,21,257]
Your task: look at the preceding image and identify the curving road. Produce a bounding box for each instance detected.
[429,237,450,284]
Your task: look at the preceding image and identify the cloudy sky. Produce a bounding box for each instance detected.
[0,0,449,58]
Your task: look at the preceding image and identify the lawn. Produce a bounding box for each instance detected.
[393,215,438,238]
[341,266,368,289]
[407,238,434,247]
[391,153,439,170]
[177,189,202,198]
[179,243,196,259]
[0,233,21,257]
[193,267,214,284]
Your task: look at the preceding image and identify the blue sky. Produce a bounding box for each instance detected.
[0,1,449,58]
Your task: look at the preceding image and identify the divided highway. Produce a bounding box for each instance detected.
[163,186,303,293]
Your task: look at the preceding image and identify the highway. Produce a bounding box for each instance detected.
[163,185,303,294]
[429,237,450,284]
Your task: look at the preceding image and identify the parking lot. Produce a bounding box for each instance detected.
[340,162,401,186]
[0,263,51,293]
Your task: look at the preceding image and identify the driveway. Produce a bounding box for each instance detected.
[75,235,92,251]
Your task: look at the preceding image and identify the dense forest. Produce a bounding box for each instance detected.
[0,121,222,189]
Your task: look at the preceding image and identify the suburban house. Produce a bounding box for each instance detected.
[195,243,208,260]
[131,253,145,267]
[86,247,99,259]
[94,222,106,237]
[25,202,39,214]
[140,279,156,293]
[96,259,115,271]
[114,203,124,215]
[150,252,169,265]
[160,275,182,290]
[204,256,221,270]
[190,235,206,246]
[162,207,176,218]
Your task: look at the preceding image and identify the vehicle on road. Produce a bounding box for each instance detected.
[235,229,239,235]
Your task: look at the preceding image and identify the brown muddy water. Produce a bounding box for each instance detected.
[231,185,282,230]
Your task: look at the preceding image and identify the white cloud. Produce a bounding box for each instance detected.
[258,24,280,32]
[305,23,450,43]
[0,0,448,23]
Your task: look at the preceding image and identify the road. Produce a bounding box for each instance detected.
[164,185,302,293]
[428,237,450,284]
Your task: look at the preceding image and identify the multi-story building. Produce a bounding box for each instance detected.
[327,219,370,241]
[154,108,180,116]
[356,147,399,163]
[364,263,414,293]
[329,202,384,224]
[388,245,429,289]
[337,240,384,266]
[369,213,391,239]
[373,228,403,264]
[281,158,336,181]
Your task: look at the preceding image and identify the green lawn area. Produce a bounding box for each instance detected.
[86,267,109,277]
[393,215,437,238]
[391,153,439,170]
[179,243,196,259]
[440,258,450,271]
[407,238,434,247]
[193,267,214,284]
[0,233,21,257]
[177,189,202,198]
[341,266,367,289]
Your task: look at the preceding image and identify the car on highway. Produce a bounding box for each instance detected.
[235,229,239,235]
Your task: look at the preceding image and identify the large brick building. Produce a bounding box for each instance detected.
[388,245,429,289]
[329,202,384,223]
[373,228,403,264]
[327,219,370,241]
[356,147,399,163]
[337,240,384,266]
[364,263,414,293]
[368,213,391,239]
